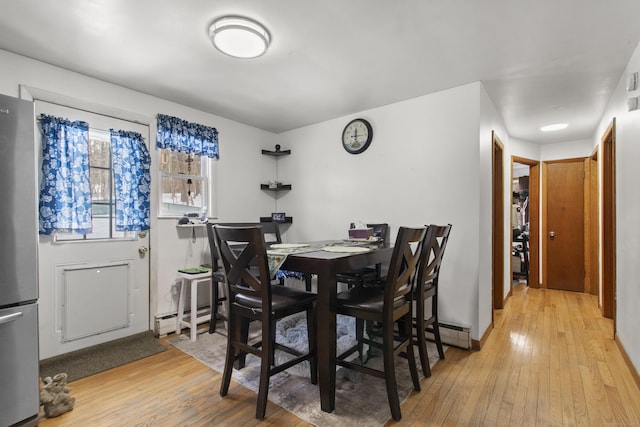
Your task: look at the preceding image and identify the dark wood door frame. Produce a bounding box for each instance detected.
[492,131,505,309]
[602,120,616,323]
[585,148,600,296]
[511,156,540,288]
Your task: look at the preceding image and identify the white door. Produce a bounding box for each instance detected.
[35,101,151,358]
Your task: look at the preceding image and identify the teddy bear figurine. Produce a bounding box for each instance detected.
[40,373,75,418]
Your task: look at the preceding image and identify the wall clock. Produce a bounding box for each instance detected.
[342,118,373,154]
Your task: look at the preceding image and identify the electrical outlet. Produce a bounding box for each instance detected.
[170,282,180,296]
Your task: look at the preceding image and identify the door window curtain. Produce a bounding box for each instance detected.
[38,115,92,235]
[156,113,219,158]
[110,130,152,231]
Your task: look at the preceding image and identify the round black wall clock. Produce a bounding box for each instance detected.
[342,118,373,154]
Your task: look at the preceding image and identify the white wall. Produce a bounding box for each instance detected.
[479,84,509,339]
[597,41,640,374]
[0,49,276,356]
[276,82,495,340]
[540,139,594,160]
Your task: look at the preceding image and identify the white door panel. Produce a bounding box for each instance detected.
[35,101,151,359]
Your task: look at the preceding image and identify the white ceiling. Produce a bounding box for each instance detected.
[1,1,639,144]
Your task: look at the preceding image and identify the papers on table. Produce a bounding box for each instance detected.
[322,246,370,253]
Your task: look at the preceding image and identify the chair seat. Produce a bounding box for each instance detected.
[336,286,407,312]
[235,285,316,313]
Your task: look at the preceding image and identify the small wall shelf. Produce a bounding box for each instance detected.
[260,216,293,224]
[262,149,291,157]
[260,183,292,191]
[176,223,207,228]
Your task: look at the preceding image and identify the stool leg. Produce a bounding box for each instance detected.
[190,279,197,341]
[176,279,186,335]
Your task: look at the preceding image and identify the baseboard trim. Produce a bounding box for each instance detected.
[615,334,640,391]
[472,321,493,351]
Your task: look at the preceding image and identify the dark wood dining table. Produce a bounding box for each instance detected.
[278,241,394,413]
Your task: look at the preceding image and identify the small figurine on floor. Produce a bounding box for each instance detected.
[40,373,75,418]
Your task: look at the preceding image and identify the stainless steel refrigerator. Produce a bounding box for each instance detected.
[0,93,40,426]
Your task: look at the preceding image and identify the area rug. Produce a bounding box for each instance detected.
[169,314,445,426]
[40,331,166,382]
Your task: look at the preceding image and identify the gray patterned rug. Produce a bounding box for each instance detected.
[169,314,445,426]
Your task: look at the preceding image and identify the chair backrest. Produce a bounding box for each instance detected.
[383,226,428,312]
[259,221,283,245]
[207,221,282,268]
[367,223,390,246]
[212,225,273,311]
[416,224,452,291]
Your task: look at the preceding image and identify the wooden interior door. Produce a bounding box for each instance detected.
[544,159,585,292]
[601,121,616,320]
[492,132,504,309]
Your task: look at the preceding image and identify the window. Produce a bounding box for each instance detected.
[55,129,136,241]
[158,148,209,217]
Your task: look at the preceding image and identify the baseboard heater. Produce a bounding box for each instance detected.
[154,306,212,337]
[425,322,471,350]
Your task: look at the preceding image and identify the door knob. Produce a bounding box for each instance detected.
[138,246,149,254]
[549,231,555,239]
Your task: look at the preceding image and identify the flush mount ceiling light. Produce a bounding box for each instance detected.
[540,123,568,132]
[209,16,270,59]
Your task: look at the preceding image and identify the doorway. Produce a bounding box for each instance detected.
[542,158,586,292]
[510,157,540,290]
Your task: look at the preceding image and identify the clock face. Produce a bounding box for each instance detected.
[342,118,373,154]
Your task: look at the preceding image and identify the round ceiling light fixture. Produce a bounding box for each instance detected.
[209,16,270,59]
[540,123,568,132]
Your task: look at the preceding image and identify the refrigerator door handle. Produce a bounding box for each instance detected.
[0,312,23,325]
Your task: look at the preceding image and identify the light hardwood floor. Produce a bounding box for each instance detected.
[39,285,640,426]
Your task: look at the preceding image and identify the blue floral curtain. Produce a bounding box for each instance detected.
[110,130,152,231]
[156,114,219,158]
[38,115,92,235]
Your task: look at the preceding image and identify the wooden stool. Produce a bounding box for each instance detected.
[176,271,212,341]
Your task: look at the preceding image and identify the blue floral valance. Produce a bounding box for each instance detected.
[38,115,92,235]
[156,113,219,159]
[110,130,152,231]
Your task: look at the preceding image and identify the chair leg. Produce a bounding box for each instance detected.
[209,279,219,334]
[404,313,421,392]
[220,313,237,397]
[304,274,312,292]
[256,328,272,419]
[307,308,317,384]
[356,318,366,363]
[235,318,250,369]
[432,300,445,359]
[432,321,445,360]
[382,319,402,421]
[415,302,431,377]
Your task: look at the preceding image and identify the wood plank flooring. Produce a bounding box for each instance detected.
[39,285,640,426]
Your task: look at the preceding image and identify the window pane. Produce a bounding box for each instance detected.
[160,175,206,214]
[89,137,110,168]
[91,212,111,239]
[90,169,111,202]
[159,149,203,176]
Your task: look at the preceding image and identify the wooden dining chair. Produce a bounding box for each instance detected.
[212,225,317,419]
[206,222,228,334]
[334,226,426,421]
[336,223,389,288]
[413,224,452,377]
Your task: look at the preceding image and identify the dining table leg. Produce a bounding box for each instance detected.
[315,267,337,413]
